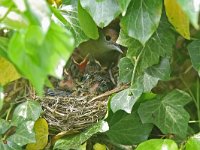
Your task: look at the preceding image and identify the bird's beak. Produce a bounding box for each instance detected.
[113,44,123,53]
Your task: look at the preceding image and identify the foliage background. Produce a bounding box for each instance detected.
[0,0,200,149]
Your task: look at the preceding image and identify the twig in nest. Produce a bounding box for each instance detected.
[89,84,129,102]
[109,68,116,85]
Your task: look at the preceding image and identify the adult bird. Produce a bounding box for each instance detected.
[74,29,122,68]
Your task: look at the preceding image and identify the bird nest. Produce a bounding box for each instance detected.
[41,94,107,133]
[38,58,125,134]
[40,86,126,134]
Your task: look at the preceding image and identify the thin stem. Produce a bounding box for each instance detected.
[189,120,200,123]
[5,104,13,121]
[131,47,144,86]
[0,5,13,22]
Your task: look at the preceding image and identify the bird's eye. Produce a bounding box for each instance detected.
[105,35,111,41]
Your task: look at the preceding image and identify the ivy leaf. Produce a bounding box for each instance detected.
[177,0,200,29]
[80,0,121,28]
[7,121,35,146]
[53,121,109,150]
[12,0,51,31]
[0,56,21,86]
[0,141,22,150]
[26,118,49,150]
[136,139,178,150]
[58,4,89,46]
[164,0,190,39]
[117,28,140,48]
[114,57,171,113]
[138,90,192,137]
[142,74,159,92]
[120,0,162,45]
[106,111,153,145]
[110,79,143,113]
[0,0,13,6]
[118,18,174,74]
[0,119,11,134]
[187,40,200,76]
[118,57,170,93]
[12,100,42,124]
[8,23,74,94]
[143,57,171,92]
[116,0,131,16]
[145,57,171,80]
[25,0,51,32]
[0,6,28,29]
[78,0,99,39]
[0,37,9,59]
[185,133,200,150]
[118,57,134,83]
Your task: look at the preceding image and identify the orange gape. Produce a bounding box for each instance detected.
[72,55,89,72]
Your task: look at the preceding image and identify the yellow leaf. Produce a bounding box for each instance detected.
[47,0,62,6]
[164,0,190,39]
[93,143,107,150]
[26,118,49,150]
[0,56,20,86]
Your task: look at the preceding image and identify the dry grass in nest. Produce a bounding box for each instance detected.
[39,85,127,134]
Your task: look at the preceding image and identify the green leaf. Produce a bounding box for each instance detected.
[142,74,159,92]
[25,0,51,32]
[78,0,99,39]
[185,133,200,150]
[145,57,171,80]
[0,119,11,134]
[0,6,28,29]
[177,0,200,29]
[8,23,74,94]
[116,0,131,16]
[58,4,89,46]
[80,0,121,28]
[120,0,162,45]
[9,28,46,94]
[187,40,200,76]
[12,100,42,124]
[0,141,22,150]
[53,121,108,150]
[0,37,9,59]
[7,121,35,146]
[118,57,134,83]
[0,0,13,6]
[110,79,143,113]
[136,139,178,150]
[118,18,174,74]
[138,90,192,137]
[116,57,170,112]
[143,57,171,92]
[106,111,153,145]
